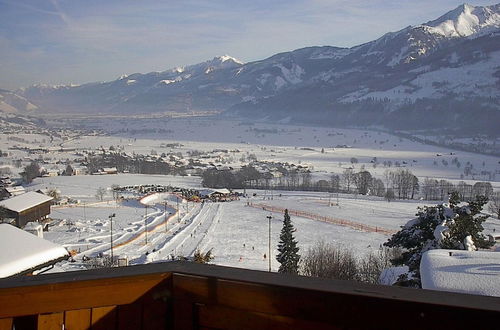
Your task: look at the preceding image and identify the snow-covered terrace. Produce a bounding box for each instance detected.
[421,249,500,297]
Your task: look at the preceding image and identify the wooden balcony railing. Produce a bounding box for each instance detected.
[1,261,499,329]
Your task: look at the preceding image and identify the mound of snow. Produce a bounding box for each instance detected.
[421,249,500,297]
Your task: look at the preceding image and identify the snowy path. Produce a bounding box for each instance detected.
[144,203,220,262]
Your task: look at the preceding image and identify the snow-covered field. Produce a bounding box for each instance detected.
[2,117,499,274]
[25,175,500,274]
[51,117,500,183]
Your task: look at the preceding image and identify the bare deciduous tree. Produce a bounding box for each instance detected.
[95,187,106,201]
[489,192,500,219]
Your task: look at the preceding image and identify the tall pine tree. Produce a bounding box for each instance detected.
[276,209,300,274]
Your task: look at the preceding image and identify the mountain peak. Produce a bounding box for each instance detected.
[422,3,500,38]
[212,55,244,65]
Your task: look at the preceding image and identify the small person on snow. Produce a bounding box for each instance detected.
[263,253,267,259]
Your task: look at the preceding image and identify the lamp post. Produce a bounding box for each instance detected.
[109,213,116,265]
[145,205,148,245]
[177,195,180,223]
[164,201,168,233]
[266,214,272,272]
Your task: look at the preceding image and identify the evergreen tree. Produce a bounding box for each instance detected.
[384,192,493,287]
[276,209,300,274]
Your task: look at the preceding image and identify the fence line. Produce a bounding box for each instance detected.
[248,202,397,235]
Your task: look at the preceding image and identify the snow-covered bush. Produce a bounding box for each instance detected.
[384,192,492,287]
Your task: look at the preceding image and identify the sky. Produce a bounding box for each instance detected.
[0,0,497,90]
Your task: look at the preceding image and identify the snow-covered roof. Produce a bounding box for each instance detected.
[0,224,69,278]
[0,191,53,213]
[199,188,231,197]
[421,249,500,297]
[4,186,25,194]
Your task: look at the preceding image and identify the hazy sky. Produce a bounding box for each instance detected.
[0,0,497,89]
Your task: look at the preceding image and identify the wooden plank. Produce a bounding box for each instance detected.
[116,303,142,330]
[65,309,91,330]
[91,306,117,330]
[196,304,338,330]
[0,318,12,330]
[38,312,63,330]
[0,273,170,318]
[172,273,500,329]
[2,261,500,312]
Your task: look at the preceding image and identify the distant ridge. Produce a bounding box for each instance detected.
[13,3,500,133]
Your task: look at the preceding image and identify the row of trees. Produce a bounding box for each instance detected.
[421,178,494,201]
[204,164,496,204]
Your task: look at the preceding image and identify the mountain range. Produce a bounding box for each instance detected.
[6,3,500,133]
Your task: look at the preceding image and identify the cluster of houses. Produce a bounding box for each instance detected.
[0,177,70,278]
[114,184,238,202]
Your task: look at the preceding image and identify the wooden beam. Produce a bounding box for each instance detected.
[0,272,170,318]
[172,272,500,329]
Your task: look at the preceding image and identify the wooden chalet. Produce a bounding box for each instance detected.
[0,262,499,329]
[0,192,53,228]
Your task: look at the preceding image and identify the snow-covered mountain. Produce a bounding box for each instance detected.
[0,89,38,113]
[16,3,500,132]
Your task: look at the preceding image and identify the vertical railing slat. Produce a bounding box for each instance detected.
[38,312,63,330]
[64,309,91,330]
[0,318,13,330]
[91,306,117,330]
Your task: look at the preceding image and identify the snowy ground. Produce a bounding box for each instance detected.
[52,117,500,183]
[29,175,500,274]
[2,117,500,185]
[2,117,499,275]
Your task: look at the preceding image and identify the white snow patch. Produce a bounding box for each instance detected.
[158,79,177,85]
[0,224,69,278]
[274,76,287,90]
[274,63,304,84]
[421,249,500,297]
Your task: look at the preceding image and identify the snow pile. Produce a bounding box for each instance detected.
[421,249,500,297]
[0,224,69,278]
